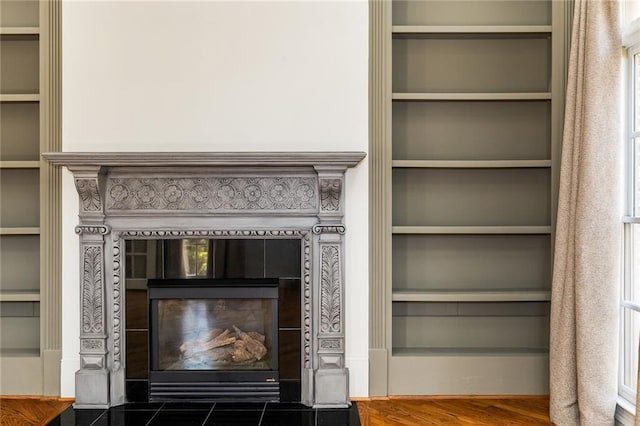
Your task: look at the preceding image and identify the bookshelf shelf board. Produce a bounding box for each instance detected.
[392,226,552,235]
[0,291,40,302]
[392,290,551,302]
[392,92,552,101]
[392,160,552,168]
[392,25,552,35]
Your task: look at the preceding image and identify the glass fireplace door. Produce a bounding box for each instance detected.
[147,279,280,401]
[156,298,275,371]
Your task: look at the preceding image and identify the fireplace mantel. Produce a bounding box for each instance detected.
[44,151,366,168]
[44,151,365,409]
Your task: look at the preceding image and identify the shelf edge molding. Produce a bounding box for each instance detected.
[392,25,553,34]
[392,92,553,101]
[0,94,40,102]
[0,27,40,35]
[392,160,552,168]
[0,227,41,235]
[0,161,41,169]
[0,291,41,302]
[392,226,552,234]
[392,290,552,302]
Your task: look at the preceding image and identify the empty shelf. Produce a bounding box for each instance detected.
[392,226,552,234]
[392,290,551,302]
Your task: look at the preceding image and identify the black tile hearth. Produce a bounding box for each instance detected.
[47,402,360,426]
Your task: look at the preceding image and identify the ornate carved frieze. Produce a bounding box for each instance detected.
[320,245,342,334]
[82,246,104,334]
[75,178,102,212]
[75,225,111,235]
[106,177,318,212]
[319,179,342,212]
[312,225,345,235]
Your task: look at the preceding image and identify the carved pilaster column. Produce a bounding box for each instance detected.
[71,167,111,409]
[308,166,349,408]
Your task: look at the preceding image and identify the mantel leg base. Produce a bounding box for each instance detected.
[74,369,110,409]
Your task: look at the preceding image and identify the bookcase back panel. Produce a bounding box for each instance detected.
[1,36,39,94]
[0,0,39,27]
[392,168,551,226]
[392,234,550,291]
[0,103,39,161]
[392,305,549,349]
[0,169,39,227]
[0,316,40,350]
[0,235,40,292]
[393,37,550,93]
[392,0,551,26]
[393,101,550,160]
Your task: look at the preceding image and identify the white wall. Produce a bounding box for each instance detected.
[61,0,369,397]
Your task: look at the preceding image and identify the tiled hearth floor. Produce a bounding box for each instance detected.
[47,402,361,426]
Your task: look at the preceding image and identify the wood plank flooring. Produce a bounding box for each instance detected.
[0,397,72,426]
[0,396,552,425]
[355,396,552,426]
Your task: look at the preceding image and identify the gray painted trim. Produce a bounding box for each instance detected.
[368,0,392,397]
[43,152,366,167]
[42,0,62,396]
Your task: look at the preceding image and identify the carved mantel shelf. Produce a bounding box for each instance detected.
[43,151,366,168]
[45,151,365,410]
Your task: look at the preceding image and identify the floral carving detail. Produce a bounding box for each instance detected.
[106,177,318,211]
[295,183,315,203]
[217,184,235,203]
[136,184,156,204]
[190,183,210,204]
[320,245,341,334]
[163,184,183,203]
[320,179,341,212]
[76,179,102,212]
[82,246,104,334]
[269,182,289,203]
[244,184,262,202]
[109,184,129,203]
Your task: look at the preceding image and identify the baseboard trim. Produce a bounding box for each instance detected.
[351,395,550,401]
[0,396,75,402]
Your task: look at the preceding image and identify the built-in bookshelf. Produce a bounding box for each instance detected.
[375,0,568,394]
[0,0,60,395]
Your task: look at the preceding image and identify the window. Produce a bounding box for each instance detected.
[182,239,211,278]
[622,2,640,409]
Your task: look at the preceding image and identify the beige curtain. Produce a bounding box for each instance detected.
[550,0,622,425]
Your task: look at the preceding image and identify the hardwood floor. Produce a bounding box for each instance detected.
[0,397,72,426]
[356,396,552,426]
[0,396,552,425]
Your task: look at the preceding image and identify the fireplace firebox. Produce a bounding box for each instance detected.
[148,279,280,401]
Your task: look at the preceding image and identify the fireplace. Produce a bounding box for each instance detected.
[148,278,280,401]
[43,151,365,409]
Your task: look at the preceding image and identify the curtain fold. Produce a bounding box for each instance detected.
[549,0,622,425]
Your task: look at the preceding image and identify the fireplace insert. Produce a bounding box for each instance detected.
[147,278,279,401]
